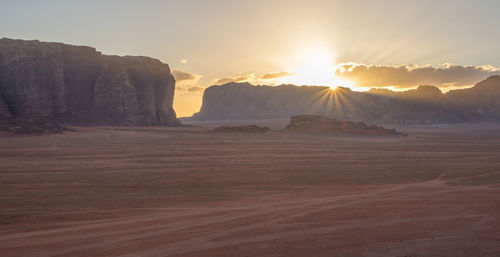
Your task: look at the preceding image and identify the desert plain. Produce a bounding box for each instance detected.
[0,122,499,257]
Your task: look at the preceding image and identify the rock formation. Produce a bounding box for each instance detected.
[286,115,403,136]
[191,76,500,124]
[213,125,270,133]
[0,38,179,131]
[192,83,337,121]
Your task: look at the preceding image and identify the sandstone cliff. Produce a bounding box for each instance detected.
[0,38,179,128]
[191,76,500,124]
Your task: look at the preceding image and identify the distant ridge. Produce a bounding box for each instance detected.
[191,76,500,123]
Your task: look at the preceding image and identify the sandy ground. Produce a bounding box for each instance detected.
[0,123,499,256]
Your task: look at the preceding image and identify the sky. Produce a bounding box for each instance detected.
[1,0,500,117]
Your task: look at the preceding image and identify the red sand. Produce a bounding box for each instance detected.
[0,124,499,256]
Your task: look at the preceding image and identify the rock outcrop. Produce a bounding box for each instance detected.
[213,125,270,133]
[286,115,403,136]
[0,118,72,134]
[191,76,500,124]
[0,38,179,130]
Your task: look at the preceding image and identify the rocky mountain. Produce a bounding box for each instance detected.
[369,85,443,102]
[191,76,500,124]
[0,38,179,130]
[193,83,331,121]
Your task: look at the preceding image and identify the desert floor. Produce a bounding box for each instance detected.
[0,122,499,257]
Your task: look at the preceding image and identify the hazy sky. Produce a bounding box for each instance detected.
[2,0,500,116]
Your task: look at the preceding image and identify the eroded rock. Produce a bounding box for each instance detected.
[214,125,271,133]
[0,38,179,134]
[286,115,404,136]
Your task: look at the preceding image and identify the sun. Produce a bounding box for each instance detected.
[281,46,354,90]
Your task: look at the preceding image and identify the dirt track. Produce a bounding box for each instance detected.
[1,124,500,256]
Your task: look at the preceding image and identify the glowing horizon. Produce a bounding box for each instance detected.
[277,45,355,90]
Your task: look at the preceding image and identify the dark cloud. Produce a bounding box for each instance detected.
[172,69,204,94]
[212,75,253,85]
[260,71,294,80]
[187,86,205,93]
[335,63,500,89]
[211,71,293,85]
[176,85,206,94]
[172,69,201,83]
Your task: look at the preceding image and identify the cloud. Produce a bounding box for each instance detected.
[175,85,205,95]
[211,74,255,85]
[186,86,205,93]
[172,69,205,94]
[260,71,294,80]
[211,71,293,85]
[172,69,201,85]
[335,63,500,89]
[176,85,207,94]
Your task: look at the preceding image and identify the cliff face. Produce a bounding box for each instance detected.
[195,83,332,120]
[0,38,179,127]
[191,83,448,123]
[192,76,500,124]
